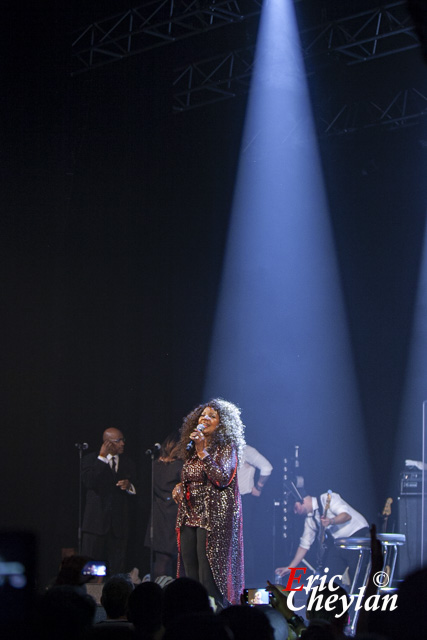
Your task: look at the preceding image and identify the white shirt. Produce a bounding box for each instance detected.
[238,445,273,495]
[299,492,368,550]
[97,453,136,495]
[98,453,119,470]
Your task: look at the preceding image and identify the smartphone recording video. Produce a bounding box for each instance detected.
[243,588,271,605]
[81,561,107,577]
[0,531,37,626]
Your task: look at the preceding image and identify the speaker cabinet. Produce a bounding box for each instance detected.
[398,495,427,579]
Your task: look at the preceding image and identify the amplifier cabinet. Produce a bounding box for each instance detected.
[398,495,427,578]
[400,471,423,495]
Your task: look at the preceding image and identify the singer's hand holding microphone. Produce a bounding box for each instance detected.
[186,424,207,453]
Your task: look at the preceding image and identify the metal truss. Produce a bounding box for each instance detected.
[172,1,426,134]
[71,0,262,76]
[173,43,427,135]
[300,1,419,66]
[71,1,427,133]
[173,45,255,111]
[317,88,427,136]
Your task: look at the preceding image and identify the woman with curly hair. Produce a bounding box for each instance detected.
[172,398,246,607]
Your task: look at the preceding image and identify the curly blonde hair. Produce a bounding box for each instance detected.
[177,398,246,464]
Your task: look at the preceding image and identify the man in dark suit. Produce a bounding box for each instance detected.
[81,428,137,575]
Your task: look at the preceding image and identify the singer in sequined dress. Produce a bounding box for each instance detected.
[172,398,246,607]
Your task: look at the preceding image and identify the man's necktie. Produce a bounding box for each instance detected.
[111,456,117,473]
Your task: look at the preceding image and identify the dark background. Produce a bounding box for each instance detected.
[2,0,427,587]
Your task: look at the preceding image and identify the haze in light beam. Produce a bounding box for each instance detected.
[204,0,373,507]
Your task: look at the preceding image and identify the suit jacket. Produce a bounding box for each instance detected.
[82,452,136,538]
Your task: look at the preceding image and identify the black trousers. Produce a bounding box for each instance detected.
[242,493,256,585]
[180,525,224,606]
[324,527,370,587]
[152,551,177,580]
[81,531,126,577]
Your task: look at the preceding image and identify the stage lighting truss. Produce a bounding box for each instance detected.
[172,5,427,133]
[71,0,262,76]
[173,46,254,111]
[318,88,427,136]
[300,1,419,66]
[71,2,426,133]
[172,2,421,114]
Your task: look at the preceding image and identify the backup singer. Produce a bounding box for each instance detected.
[238,444,273,585]
[144,433,183,579]
[172,398,245,607]
[81,428,136,575]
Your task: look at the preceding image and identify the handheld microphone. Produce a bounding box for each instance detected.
[186,424,206,450]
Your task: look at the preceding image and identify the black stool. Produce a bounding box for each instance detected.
[334,533,405,633]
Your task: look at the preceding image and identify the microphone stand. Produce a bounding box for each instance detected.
[273,499,280,582]
[75,443,88,554]
[145,444,160,578]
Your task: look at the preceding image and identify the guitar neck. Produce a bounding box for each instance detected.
[381,497,393,533]
[318,493,332,541]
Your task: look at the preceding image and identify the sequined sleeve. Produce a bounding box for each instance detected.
[200,443,237,488]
